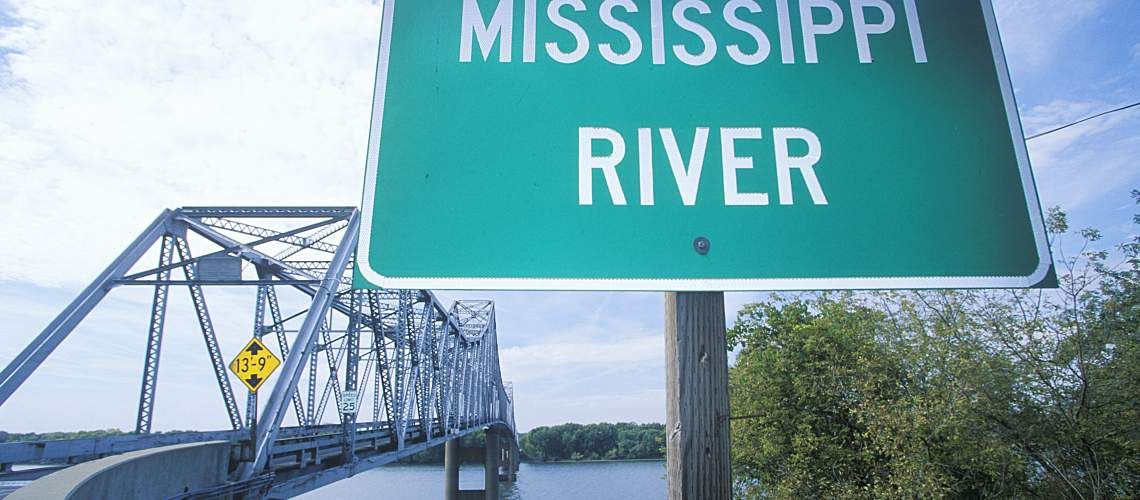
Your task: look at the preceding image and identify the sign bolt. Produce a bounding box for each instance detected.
[693,236,710,255]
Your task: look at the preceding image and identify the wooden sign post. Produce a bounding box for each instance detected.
[666,292,731,499]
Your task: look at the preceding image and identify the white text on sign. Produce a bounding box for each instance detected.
[461,0,928,66]
[578,127,827,207]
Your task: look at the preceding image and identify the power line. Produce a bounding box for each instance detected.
[1026,101,1140,141]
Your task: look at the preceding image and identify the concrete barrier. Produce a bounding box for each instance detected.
[8,441,230,500]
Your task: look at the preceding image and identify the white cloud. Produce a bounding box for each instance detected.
[0,0,382,287]
[500,335,663,383]
[1022,99,1140,210]
[521,390,666,429]
[0,280,331,431]
[994,0,1104,70]
[500,335,667,430]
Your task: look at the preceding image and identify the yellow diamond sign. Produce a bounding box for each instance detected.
[228,338,280,393]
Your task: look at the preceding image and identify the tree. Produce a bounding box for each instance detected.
[728,193,1140,498]
[729,295,1023,498]
[519,422,664,462]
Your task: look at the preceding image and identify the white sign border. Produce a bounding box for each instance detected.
[356,0,1052,291]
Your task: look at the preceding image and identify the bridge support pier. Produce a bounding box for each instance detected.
[444,439,460,500]
[498,442,517,482]
[445,431,515,500]
[484,432,500,499]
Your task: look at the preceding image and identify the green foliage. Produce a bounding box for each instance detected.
[519,422,664,462]
[729,195,1140,498]
[0,429,127,442]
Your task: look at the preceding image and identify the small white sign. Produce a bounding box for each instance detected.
[339,390,359,415]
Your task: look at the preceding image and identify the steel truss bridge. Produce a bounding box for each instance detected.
[0,207,519,498]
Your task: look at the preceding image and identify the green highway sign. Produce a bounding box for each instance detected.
[356,0,1052,291]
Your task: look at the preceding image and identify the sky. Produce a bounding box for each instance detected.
[0,0,1138,434]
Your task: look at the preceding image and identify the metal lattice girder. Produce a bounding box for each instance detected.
[246,393,258,429]
[411,305,435,437]
[272,220,348,261]
[199,217,349,264]
[253,286,268,342]
[176,238,244,431]
[134,234,176,434]
[275,261,335,272]
[176,217,362,297]
[243,210,360,479]
[177,217,323,282]
[265,286,306,426]
[314,325,346,425]
[340,289,362,461]
[393,291,409,447]
[246,285,269,429]
[2,206,520,497]
[357,349,376,433]
[367,291,395,431]
[424,315,443,438]
[306,343,318,426]
[177,207,355,219]
[199,218,342,255]
[441,328,460,432]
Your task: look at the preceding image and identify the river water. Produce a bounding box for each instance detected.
[298,460,667,499]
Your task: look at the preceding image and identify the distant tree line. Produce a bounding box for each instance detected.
[403,422,666,464]
[728,198,1140,498]
[0,429,127,443]
[520,422,664,461]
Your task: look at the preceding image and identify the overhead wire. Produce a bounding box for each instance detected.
[1025,101,1140,140]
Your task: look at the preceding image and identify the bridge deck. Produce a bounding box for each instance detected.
[0,418,504,498]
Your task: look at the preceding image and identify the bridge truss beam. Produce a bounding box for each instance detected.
[0,207,518,498]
